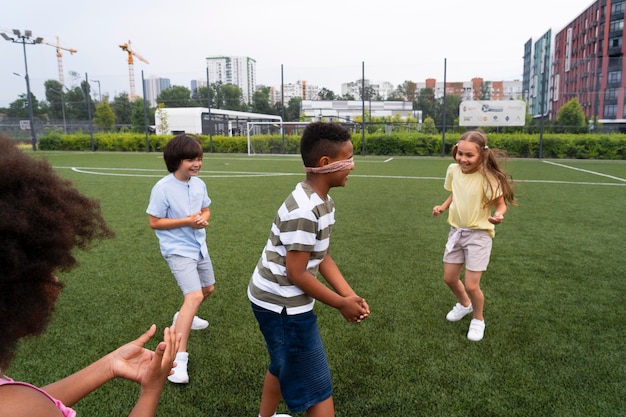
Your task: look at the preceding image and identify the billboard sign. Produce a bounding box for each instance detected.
[459,100,526,127]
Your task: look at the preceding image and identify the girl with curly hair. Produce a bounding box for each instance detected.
[0,135,181,417]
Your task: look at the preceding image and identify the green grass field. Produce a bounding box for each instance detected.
[8,152,626,417]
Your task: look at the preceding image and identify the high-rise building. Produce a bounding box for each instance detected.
[529,0,626,131]
[206,56,256,105]
[145,77,171,107]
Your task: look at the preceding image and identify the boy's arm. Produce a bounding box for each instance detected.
[149,212,207,230]
[286,251,369,323]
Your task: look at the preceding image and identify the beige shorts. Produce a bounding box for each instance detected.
[443,227,493,271]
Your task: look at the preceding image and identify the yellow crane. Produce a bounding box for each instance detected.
[42,36,77,87]
[119,40,149,101]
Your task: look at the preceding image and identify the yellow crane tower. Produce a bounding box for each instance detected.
[42,36,77,87]
[119,40,149,101]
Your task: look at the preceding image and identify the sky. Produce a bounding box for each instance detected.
[1,0,595,107]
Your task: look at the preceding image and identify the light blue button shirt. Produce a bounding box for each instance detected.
[146,173,211,260]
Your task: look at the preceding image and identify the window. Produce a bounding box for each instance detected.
[609,19,623,33]
[610,36,623,48]
[607,71,622,84]
[604,104,617,118]
[611,1,624,14]
[605,88,618,100]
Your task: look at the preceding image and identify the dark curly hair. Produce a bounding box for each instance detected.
[0,135,114,371]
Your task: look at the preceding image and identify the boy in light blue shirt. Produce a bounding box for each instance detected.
[147,134,215,384]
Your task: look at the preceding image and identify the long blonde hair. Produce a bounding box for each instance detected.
[452,130,517,207]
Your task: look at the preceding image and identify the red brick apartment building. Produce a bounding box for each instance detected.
[552,0,626,131]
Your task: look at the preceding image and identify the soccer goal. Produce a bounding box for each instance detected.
[246,121,311,155]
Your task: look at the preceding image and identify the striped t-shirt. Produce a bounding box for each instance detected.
[248,182,335,315]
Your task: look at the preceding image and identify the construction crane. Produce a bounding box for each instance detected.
[119,40,149,101]
[41,36,77,87]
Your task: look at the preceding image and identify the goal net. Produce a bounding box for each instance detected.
[246,121,311,155]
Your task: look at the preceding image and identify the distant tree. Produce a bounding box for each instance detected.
[155,103,169,134]
[158,86,194,107]
[64,85,89,120]
[317,88,336,100]
[273,102,286,119]
[556,97,587,133]
[479,81,492,100]
[7,94,31,118]
[250,87,273,115]
[191,86,209,107]
[386,90,405,101]
[285,97,302,121]
[422,116,438,134]
[416,88,439,121]
[395,81,417,102]
[437,94,462,131]
[130,98,154,133]
[44,80,66,120]
[93,99,116,130]
[358,85,376,101]
[7,89,45,119]
[220,84,246,111]
[112,93,132,125]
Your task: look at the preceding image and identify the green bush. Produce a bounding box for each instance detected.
[36,131,626,159]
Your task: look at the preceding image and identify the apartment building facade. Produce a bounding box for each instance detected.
[415,78,524,101]
[552,0,626,130]
[206,56,257,105]
[144,77,171,107]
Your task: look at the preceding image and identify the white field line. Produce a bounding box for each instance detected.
[61,166,626,186]
[542,160,626,182]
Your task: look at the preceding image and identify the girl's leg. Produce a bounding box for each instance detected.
[259,371,282,417]
[443,263,471,306]
[307,397,334,417]
[464,270,484,320]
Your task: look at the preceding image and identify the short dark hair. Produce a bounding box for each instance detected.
[163,134,203,173]
[300,122,352,167]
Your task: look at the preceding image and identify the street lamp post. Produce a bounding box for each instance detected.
[92,79,102,102]
[2,29,43,151]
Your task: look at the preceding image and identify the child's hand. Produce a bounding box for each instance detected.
[432,205,445,217]
[488,212,504,224]
[108,325,180,385]
[339,295,370,323]
[189,212,209,228]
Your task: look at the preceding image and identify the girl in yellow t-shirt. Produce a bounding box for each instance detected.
[433,130,516,341]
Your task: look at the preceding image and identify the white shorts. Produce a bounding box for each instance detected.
[165,254,215,294]
[442,228,493,271]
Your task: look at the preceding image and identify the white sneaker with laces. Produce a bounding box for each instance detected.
[467,319,485,342]
[168,352,189,384]
[446,303,473,322]
[172,311,209,330]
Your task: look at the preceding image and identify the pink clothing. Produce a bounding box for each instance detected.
[0,375,77,417]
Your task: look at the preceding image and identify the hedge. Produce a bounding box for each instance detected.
[37,131,626,160]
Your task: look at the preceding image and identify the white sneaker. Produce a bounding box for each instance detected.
[467,319,485,342]
[172,311,209,330]
[168,352,189,384]
[446,303,473,322]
